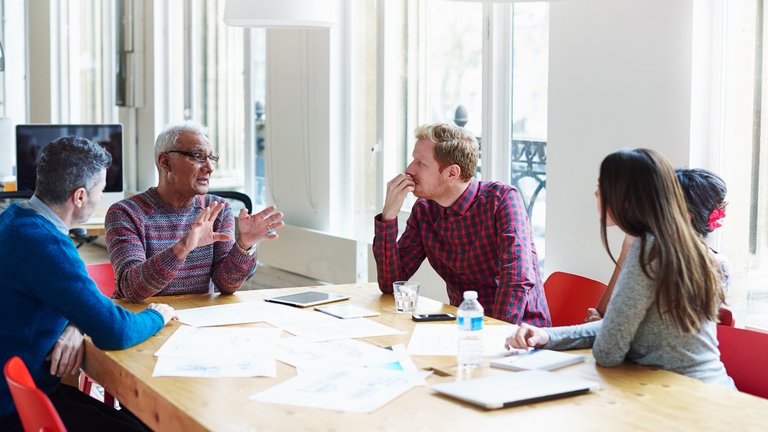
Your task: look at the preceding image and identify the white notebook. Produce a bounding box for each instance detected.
[490,349,585,371]
[431,370,597,409]
[315,304,380,319]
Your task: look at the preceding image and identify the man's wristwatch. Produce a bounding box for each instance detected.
[235,239,257,256]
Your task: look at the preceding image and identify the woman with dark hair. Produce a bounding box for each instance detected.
[585,167,729,321]
[505,149,734,387]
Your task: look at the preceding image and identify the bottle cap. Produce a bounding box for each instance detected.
[463,290,478,300]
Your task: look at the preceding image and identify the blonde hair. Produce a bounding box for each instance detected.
[414,123,478,181]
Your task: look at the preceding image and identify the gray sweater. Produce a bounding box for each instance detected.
[544,238,734,388]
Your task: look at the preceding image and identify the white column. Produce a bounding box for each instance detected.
[545,0,694,281]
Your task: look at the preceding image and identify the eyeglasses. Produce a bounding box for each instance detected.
[166,150,219,164]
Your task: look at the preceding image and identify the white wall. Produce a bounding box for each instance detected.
[265,29,332,231]
[545,0,694,282]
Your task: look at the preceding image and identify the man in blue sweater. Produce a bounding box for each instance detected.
[0,137,176,431]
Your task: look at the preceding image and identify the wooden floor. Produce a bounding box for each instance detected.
[77,242,325,290]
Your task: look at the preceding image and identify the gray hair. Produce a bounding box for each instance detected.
[154,121,208,158]
[35,136,112,205]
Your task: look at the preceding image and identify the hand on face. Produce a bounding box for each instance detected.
[382,174,415,221]
[236,205,284,248]
[47,324,84,377]
[176,202,233,257]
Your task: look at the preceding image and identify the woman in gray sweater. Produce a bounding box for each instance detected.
[506,148,734,388]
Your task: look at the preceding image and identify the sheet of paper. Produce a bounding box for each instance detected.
[152,326,281,378]
[175,301,296,327]
[276,337,398,371]
[366,344,431,387]
[155,326,282,359]
[406,324,517,357]
[249,368,417,413]
[266,311,403,342]
[152,355,277,378]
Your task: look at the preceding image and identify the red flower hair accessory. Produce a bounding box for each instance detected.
[708,208,726,231]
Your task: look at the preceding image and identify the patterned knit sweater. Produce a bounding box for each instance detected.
[105,188,257,303]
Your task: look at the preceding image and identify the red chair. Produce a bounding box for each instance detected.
[85,263,116,298]
[717,325,768,398]
[4,356,67,432]
[717,306,735,327]
[543,271,608,327]
[79,264,116,407]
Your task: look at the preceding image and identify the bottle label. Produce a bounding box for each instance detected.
[458,316,483,331]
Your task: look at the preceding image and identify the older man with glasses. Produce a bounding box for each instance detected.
[105,121,284,303]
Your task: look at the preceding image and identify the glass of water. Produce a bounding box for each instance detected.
[393,281,420,313]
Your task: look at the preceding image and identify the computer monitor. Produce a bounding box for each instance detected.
[15,124,125,217]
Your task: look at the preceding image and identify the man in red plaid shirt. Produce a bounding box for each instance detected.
[373,123,551,326]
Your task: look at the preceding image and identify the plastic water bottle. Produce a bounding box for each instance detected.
[457,290,484,369]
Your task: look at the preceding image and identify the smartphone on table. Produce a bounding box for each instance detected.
[411,313,456,322]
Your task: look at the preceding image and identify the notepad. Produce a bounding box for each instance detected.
[490,349,585,371]
[431,370,597,409]
[315,304,380,319]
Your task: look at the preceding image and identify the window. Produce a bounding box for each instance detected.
[250,30,266,205]
[370,1,549,262]
[166,0,247,190]
[696,1,768,328]
[510,3,549,260]
[0,0,27,122]
[53,0,116,123]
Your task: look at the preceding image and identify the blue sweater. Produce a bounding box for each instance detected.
[0,204,165,419]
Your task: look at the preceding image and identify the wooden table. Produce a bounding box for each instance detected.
[71,223,106,237]
[84,283,768,431]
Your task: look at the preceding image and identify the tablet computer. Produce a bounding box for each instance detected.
[263,291,350,308]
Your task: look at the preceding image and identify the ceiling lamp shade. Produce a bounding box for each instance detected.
[223,0,336,28]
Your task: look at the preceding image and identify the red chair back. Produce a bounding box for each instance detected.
[717,325,768,398]
[86,263,116,298]
[717,306,735,327]
[4,356,67,432]
[543,271,607,327]
[82,263,118,407]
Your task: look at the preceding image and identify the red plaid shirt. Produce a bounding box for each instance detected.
[373,180,551,326]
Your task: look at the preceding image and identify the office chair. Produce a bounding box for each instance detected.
[68,227,98,249]
[717,306,735,327]
[209,191,258,280]
[209,190,253,213]
[717,325,768,398]
[78,264,116,407]
[543,271,608,327]
[4,356,67,432]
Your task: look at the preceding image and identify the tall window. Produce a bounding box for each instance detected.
[417,1,483,139]
[511,3,549,259]
[372,1,549,261]
[54,0,116,123]
[166,0,246,190]
[250,30,266,205]
[698,1,768,329]
[0,0,27,122]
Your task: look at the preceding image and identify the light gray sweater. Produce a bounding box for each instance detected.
[544,238,734,388]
